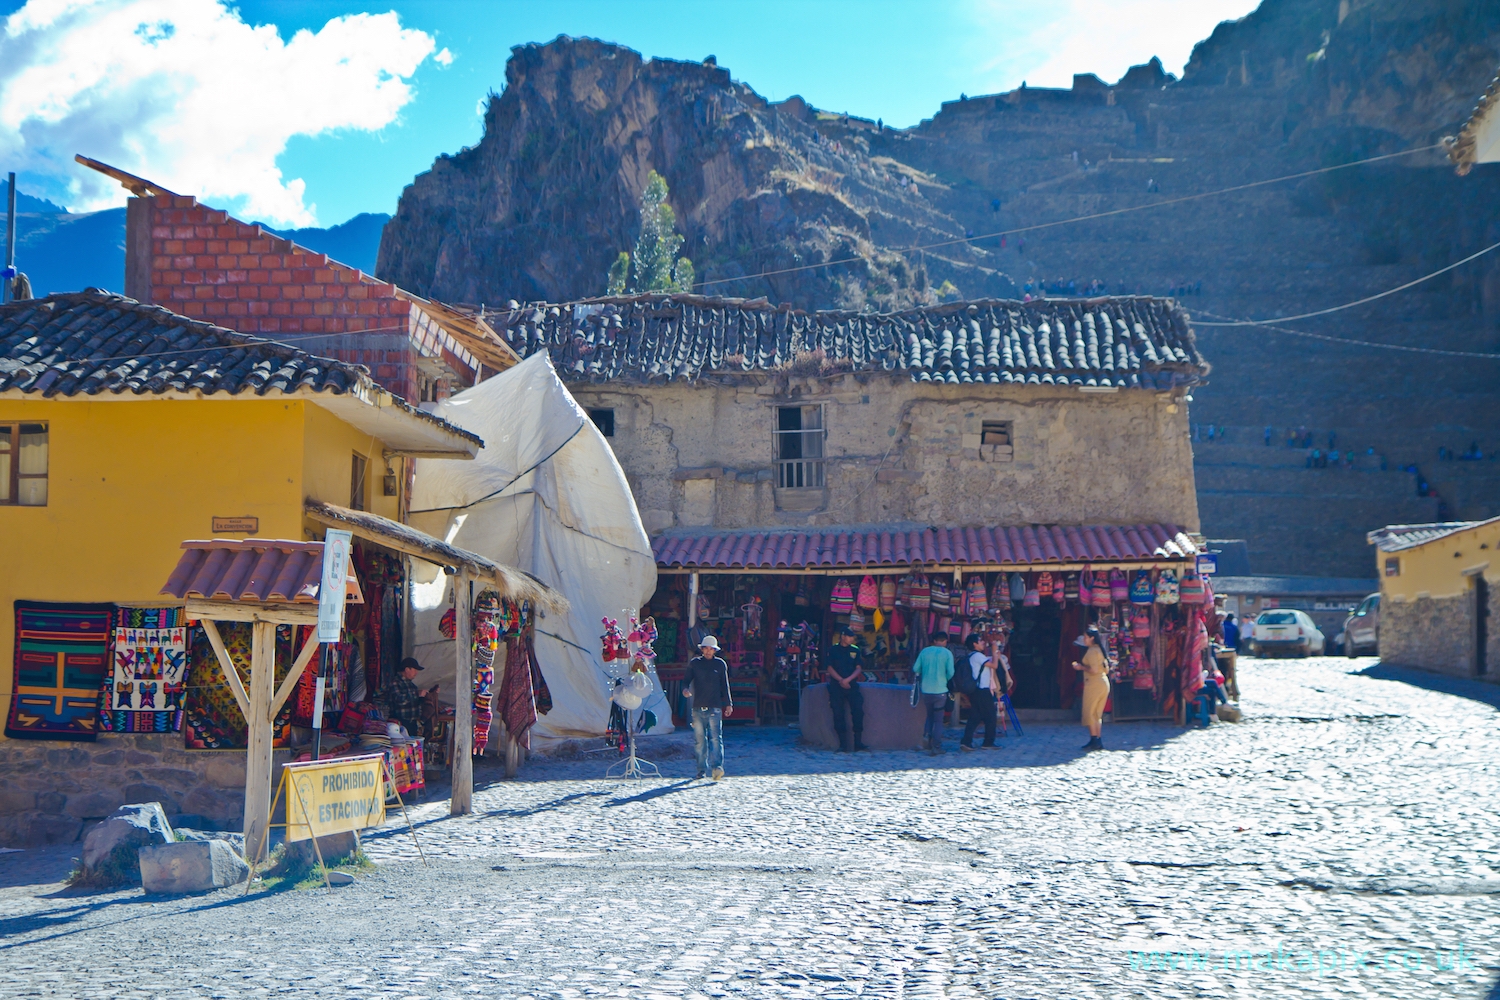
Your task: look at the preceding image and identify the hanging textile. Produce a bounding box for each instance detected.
[182,622,296,750]
[471,595,500,755]
[101,607,189,734]
[6,602,114,742]
[499,636,537,750]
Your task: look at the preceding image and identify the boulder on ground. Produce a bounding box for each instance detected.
[174,828,246,856]
[78,802,173,886]
[285,830,359,868]
[139,840,249,894]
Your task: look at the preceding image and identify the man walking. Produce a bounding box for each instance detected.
[912,632,955,755]
[958,635,1000,751]
[685,636,732,780]
[825,626,868,752]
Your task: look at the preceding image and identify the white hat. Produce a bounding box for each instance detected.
[698,635,720,650]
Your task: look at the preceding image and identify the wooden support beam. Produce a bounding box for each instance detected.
[451,573,473,816]
[186,599,319,625]
[244,620,277,862]
[200,619,250,720]
[270,631,322,719]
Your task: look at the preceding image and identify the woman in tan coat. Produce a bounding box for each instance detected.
[1072,626,1111,751]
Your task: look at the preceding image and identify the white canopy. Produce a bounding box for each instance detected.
[407,352,671,742]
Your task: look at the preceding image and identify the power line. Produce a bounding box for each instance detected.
[693,143,1444,290]
[1194,240,1500,326]
[1193,308,1500,360]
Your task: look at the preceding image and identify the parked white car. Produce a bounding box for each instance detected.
[1248,609,1326,657]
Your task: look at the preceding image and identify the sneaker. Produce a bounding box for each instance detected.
[959,744,975,752]
[711,767,724,780]
[694,770,706,779]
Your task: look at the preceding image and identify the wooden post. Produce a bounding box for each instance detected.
[451,573,473,815]
[244,619,278,861]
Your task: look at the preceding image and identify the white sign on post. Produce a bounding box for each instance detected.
[317,529,354,643]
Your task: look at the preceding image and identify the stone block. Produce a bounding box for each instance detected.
[45,748,91,768]
[285,830,360,867]
[139,840,249,894]
[36,791,66,814]
[91,749,126,766]
[203,757,247,788]
[176,827,247,855]
[80,802,174,885]
[0,787,35,813]
[7,812,83,846]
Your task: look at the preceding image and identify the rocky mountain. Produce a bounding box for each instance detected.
[380,0,1500,577]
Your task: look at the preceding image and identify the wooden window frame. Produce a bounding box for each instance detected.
[0,422,47,507]
[350,451,368,512]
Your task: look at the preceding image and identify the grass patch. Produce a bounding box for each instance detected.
[65,847,139,889]
[251,844,376,893]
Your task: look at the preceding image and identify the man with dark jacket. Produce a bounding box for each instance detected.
[685,636,733,780]
[825,626,868,752]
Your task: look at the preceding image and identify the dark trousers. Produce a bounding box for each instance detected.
[829,681,864,733]
[962,690,998,747]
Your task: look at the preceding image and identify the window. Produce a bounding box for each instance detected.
[588,408,615,437]
[350,452,368,511]
[981,420,1014,463]
[775,405,825,489]
[0,423,47,506]
[1384,557,1400,577]
[1256,611,1297,625]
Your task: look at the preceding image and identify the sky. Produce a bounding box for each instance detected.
[0,0,1262,228]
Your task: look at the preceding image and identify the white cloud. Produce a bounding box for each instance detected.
[434,46,453,67]
[0,0,436,226]
[964,0,1261,93]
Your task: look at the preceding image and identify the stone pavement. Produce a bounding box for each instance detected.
[1,655,1498,998]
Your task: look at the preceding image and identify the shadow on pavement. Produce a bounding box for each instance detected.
[1356,661,1500,710]
[0,844,76,890]
[604,779,706,807]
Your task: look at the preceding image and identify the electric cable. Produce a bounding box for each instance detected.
[1193,308,1500,360]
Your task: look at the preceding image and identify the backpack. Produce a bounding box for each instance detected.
[856,575,880,610]
[1063,572,1080,603]
[1036,571,1054,598]
[830,578,855,613]
[1156,570,1180,605]
[1132,610,1151,638]
[952,652,979,694]
[1009,572,1026,603]
[990,575,1011,609]
[964,576,988,616]
[909,573,931,610]
[879,577,897,612]
[1024,584,1041,607]
[1091,573,1114,608]
[929,578,950,613]
[1078,568,1094,606]
[1179,572,1205,605]
[1130,570,1154,605]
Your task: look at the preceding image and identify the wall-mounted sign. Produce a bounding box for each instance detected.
[1196,554,1218,575]
[212,516,259,533]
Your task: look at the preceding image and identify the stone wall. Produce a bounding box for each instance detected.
[572,374,1198,533]
[1378,594,1479,679]
[0,735,290,847]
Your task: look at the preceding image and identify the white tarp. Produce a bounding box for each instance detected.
[407,352,670,742]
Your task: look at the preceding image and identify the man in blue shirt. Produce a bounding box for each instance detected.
[912,633,955,755]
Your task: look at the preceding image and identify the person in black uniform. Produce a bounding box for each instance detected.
[825,626,868,752]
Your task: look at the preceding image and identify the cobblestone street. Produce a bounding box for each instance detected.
[1,655,1497,999]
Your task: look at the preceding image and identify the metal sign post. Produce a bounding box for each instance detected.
[312,530,353,761]
[3,171,15,305]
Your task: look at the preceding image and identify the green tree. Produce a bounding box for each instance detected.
[605,170,695,294]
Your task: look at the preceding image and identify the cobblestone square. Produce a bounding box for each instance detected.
[2,656,1497,998]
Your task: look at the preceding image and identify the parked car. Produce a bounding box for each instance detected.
[1342,593,1381,658]
[1248,610,1325,657]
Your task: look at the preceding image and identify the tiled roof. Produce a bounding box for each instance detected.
[159,539,356,604]
[493,293,1209,388]
[0,290,481,450]
[653,524,1198,571]
[1211,576,1378,596]
[1367,521,1482,553]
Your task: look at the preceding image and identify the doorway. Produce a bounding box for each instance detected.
[1007,604,1063,709]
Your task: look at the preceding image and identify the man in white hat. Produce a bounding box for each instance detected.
[685,636,733,780]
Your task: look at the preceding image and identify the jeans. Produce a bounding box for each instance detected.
[962,689,997,747]
[691,706,724,772]
[829,681,864,734]
[922,693,948,745]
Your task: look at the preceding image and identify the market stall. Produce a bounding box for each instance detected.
[646,525,1215,730]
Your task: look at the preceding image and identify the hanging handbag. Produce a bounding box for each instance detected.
[1063,571,1080,603]
[1130,570,1154,605]
[1132,610,1152,638]
[1156,570,1180,605]
[991,575,1011,609]
[1023,582,1041,607]
[1091,573,1114,608]
[1009,572,1026,603]
[1110,569,1129,602]
[1036,571,1054,598]
[910,572,931,610]
[964,576,988,616]
[880,577,897,612]
[1179,572,1206,605]
[830,578,855,613]
[857,575,880,611]
[849,607,865,629]
[929,578,950,614]
[1078,568,1094,606]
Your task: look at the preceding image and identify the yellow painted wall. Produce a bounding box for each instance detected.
[1378,519,1500,602]
[0,396,407,737]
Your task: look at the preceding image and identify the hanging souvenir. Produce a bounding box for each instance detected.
[929,578,950,614]
[879,577,897,612]
[895,574,913,609]
[990,575,1011,609]
[1132,609,1152,638]
[1156,569,1180,605]
[964,576,988,616]
[1110,569,1129,602]
[830,578,855,613]
[1063,571,1080,603]
[741,598,763,640]
[872,609,885,633]
[1091,572,1113,607]
[1009,572,1026,603]
[1201,575,1216,608]
[946,616,962,637]
[1078,568,1094,606]
[1036,571,1055,598]
[849,607,865,629]
[909,572,931,610]
[889,607,907,639]
[795,577,811,607]
[439,607,457,640]
[1023,581,1041,607]
[1179,571,1206,605]
[856,575,880,611]
[1130,570,1154,605]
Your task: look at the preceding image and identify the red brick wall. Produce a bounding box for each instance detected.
[142,194,419,400]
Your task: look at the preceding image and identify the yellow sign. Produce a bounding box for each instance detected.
[281,754,386,842]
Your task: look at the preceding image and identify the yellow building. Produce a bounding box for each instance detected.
[0,290,481,843]
[1368,518,1500,679]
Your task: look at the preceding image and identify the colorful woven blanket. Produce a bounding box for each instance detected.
[182,621,294,750]
[6,602,115,741]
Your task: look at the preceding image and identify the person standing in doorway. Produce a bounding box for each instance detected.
[825,626,868,752]
[959,635,1000,751]
[913,632,955,755]
[685,636,733,780]
[1071,626,1111,751]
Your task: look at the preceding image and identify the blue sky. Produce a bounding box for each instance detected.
[0,0,1260,227]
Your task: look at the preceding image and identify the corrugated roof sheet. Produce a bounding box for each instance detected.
[159,539,360,604]
[493,293,1209,388]
[654,524,1197,571]
[1367,521,1483,553]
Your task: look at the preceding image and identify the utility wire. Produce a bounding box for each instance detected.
[694,143,1443,290]
[1193,308,1500,360]
[1194,240,1500,326]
